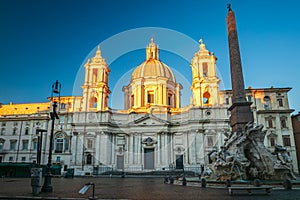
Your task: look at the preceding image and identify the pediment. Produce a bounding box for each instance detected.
[129,114,170,126]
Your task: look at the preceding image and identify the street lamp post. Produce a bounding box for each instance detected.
[42,80,61,193]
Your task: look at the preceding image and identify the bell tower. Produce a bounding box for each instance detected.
[81,46,110,111]
[190,39,220,107]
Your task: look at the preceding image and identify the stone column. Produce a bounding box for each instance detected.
[198,130,205,164]
[157,133,161,166]
[165,134,169,165]
[161,133,165,165]
[77,133,84,166]
[188,131,195,164]
[95,133,100,164]
[111,134,115,166]
[184,131,189,165]
[170,133,174,165]
[137,134,142,165]
[100,132,106,165]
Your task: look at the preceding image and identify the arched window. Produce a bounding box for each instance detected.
[264,96,271,110]
[90,97,97,108]
[202,62,208,77]
[167,93,173,106]
[268,119,273,128]
[203,92,210,104]
[54,132,69,153]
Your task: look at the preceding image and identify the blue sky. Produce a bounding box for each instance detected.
[0,0,300,113]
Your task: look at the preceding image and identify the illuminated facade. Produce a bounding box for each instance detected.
[0,39,298,175]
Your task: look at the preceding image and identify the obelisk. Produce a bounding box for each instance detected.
[226,4,254,132]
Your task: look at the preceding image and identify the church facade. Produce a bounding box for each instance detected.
[0,38,298,175]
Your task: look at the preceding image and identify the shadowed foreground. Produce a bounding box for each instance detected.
[1,177,300,199]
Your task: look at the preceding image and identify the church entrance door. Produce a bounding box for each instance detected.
[144,148,154,169]
[176,155,183,169]
[117,155,124,170]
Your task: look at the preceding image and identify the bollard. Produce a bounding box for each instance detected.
[201,178,206,188]
[182,177,187,186]
[31,168,42,195]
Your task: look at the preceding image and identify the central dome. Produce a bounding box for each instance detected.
[131,37,175,82]
[131,59,175,82]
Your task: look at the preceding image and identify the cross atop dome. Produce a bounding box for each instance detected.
[151,36,155,44]
[95,45,102,58]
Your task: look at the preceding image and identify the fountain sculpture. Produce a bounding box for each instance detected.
[208,4,297,181]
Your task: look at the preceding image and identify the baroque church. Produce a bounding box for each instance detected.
[0,35,298,175]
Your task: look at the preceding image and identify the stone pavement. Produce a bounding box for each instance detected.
[1,177,300,200]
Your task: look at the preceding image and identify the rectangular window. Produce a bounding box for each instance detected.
[13,122,18,126]
[67,115,72,123]
[13,128,17,135]
[270,137,275,147]
[225,97,229,105]
[117,137,125,146]
[33,141,38,150]
[281,117,287,129]
[59,116,65,124]
[25,121,30,126]
[87,139,93,149]
[247,95,252,102]
[1,122,6,126]
[22,140,28,150]
[9,156,13,162]
[21,157,26,162]
[283,136,291,146]
[130,95,134,107]
[147,92,154,104]
[64,138,69,151]
[60,103,66,110]
[1,128,5,135]
[10,140,16,150]
[207,136,214,147]
[278,99,283,107]
[25,128,29,135]
[55,138,64,153]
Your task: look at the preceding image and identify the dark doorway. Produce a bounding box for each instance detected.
[144,148,154,169]
[176,155,183,169]
[86,154,92,165]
